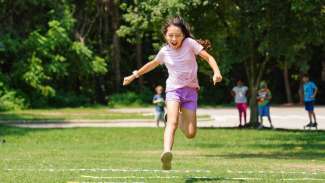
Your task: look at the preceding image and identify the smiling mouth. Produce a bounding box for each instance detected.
[171,42,177,47]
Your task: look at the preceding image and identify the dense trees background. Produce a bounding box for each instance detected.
[0,0,324,123]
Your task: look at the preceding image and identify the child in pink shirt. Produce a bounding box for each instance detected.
[123,16,222,170]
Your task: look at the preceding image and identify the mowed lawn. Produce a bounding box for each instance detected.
[0,108,153,121]
[0,125,325,183]
[0,108,210,121]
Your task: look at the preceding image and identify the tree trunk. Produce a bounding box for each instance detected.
[283,60,293,104]
[248,82,259,126]
[136,40,144,90]
[245,42,270,127]
[245,58,259,127]
[111,0,121,91]
[298,75,304,104]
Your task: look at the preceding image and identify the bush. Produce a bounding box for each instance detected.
[49,92,91,107]
[108,89,154,107]
[0,91,26,111]
[29,91,92,108]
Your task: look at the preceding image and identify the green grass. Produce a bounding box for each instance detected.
[0,107,211,122]
[1,125,325,182]
[0,107,149,120]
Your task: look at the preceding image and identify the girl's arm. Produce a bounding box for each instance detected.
[198,50,222,85]
[123,59,160,86]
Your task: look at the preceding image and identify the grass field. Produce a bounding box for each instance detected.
[0,108,210,121]
[1,125,325,183]
[0,107,151,121]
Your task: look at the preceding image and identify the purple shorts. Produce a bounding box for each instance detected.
[166,87,198,111]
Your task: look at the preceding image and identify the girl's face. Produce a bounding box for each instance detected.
[165,25,184,49]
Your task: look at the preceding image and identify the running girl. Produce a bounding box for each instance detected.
[123,16,222,170]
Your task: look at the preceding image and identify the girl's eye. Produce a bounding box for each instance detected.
[167,34,183,38]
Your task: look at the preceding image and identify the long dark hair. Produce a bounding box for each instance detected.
[162,16,211,50]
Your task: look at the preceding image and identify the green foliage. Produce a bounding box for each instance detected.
[0,91,26,111]
[0,0,324,108]
[0,77,26,111]
[108,89,154,107]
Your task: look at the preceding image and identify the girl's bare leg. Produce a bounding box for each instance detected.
[163,101,180,152]
[178,108,197,139]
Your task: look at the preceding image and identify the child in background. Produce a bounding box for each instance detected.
[153,85,166,127]
[257,81,273,129]
[302,74,318,127]
[231,79,248,127]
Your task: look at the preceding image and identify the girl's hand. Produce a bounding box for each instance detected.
[123,75,136,86]
[212,72,222,85]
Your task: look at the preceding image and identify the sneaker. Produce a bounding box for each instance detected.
[160,151,173,170]
[305,122,313,127]
[312,122,318,128]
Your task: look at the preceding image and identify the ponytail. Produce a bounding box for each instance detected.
[196,39,212,50]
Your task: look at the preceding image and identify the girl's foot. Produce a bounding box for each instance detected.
[160,151,173,170]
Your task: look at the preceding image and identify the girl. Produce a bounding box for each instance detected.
[123,16,222,170]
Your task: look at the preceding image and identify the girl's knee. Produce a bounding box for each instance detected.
[186,132,196,139]
[185,130,196,139]
[167,120,178,128]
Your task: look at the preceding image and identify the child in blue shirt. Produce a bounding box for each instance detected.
[302,74,318,127]
[153,85,166,127]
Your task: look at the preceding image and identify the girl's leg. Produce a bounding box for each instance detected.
[243,110,247,124]
[239,110,242,125]
[268,115,273,127]
[178,108,197,139]
[259,116,263,127]
[163,101,180,152]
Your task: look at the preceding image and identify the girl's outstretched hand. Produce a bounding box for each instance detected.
[212,72,222,85]
[123,75,136,86]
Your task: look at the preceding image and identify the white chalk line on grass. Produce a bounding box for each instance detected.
[5,168,210,173]
[81,175,325,181]
[79,182,144,183]
[81,175,261,180]
[227,170,324,175]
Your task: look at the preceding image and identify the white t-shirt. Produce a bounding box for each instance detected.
[232,86,248,103]
[154,38,204,92]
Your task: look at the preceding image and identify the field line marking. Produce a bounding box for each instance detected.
[282,178,325,181]
[81,175,325,181]
[227,170,323,175]
[81,175,263,180]
[5,168,210,173]
[81,175,180,179]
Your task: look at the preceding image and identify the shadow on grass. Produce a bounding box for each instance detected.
[0,112,65,121]
[197,128,325,161]
[0,124,66,141]
[204,151,325,161]
[185,177,243,183]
